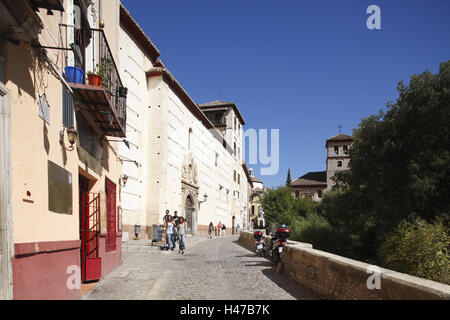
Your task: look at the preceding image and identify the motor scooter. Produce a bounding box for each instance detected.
[253,231,266,257]
[268,225,290,263]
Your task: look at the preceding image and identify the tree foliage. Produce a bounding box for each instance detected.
[320,61,450,263]
[379,218,450,284]
[286,169,292,188]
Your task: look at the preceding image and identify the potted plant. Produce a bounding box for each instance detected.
[97,57,114,90]
[87,68,102,87]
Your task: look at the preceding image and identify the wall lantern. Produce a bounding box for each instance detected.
[121,174,128,187]
[198,193,208,210]
[60,125,78,151]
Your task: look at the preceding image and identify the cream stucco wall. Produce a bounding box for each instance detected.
[6,1,123,244]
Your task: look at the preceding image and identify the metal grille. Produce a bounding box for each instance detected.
[62,86,74,128]
[105,178,117,252]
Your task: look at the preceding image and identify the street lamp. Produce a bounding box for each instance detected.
[121,175,128,187]
[60,125,78,151]
[198,193,208,210]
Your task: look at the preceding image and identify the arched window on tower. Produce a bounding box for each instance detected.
[343,145,349,155]
[334,146,339,155]
[337,161,343,168]
[188,128,193,151]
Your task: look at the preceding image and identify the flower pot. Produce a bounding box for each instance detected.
[88,73,102,87]
[64,66,84,84]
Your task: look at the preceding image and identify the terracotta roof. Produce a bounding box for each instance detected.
[326,133,353,147]
[251,176,263,184]
[326,133,353,142]
[199,100,246,125]
[292,171,327,187]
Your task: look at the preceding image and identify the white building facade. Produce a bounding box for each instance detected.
[119,5,249,238]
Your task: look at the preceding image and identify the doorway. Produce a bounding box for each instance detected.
[79,173,101,283]
[185,195,194,234]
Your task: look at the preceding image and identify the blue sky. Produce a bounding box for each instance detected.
[121,0,450,188]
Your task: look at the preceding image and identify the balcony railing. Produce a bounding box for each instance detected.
[60,24,127,137]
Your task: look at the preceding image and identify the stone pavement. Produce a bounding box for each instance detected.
[83,234,317,300]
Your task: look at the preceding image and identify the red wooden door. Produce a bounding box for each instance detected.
[105,178,117,252]
[79,175,101,282]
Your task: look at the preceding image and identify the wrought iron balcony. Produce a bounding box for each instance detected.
[60,24,127,138]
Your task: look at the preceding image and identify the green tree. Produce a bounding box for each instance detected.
[286,169,292,188]
[323,61,450,260]
[379,218,450,284]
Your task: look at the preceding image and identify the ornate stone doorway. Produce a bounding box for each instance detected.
[181,155,199,234]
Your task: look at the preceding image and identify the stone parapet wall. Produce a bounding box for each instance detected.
[239,230,450,300]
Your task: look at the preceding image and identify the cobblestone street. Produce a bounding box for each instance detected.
[83,235,316,300]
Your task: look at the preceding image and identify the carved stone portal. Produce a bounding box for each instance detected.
[181,155,199,234]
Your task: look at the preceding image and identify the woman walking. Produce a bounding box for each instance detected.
[208,222,214,239]
[166,215,176,251]
[177,217,187,254]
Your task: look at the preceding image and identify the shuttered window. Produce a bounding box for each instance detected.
[62,86,74,128]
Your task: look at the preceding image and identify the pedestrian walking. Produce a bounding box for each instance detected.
[236,223,241,234]
[163,209,171,248]
[172,211,180,249]
[208,222,214,239]
[222,223,226,236]
[177,217,187,254]
[165,215,176,251]
[217,222,223,236]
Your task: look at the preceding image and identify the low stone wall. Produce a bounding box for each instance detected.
[239,230,450,300]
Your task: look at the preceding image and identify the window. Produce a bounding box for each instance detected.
[238,174,240,185]
[188,128,193,150]
[343,145,349,155]
[234,170,236,182]
[62,86,74,128]
[234,142,237,156]
[238,147,240,159]
[334,146,339,155]
[337,161,343,168]
[214,112,223,125]
[295,191,299,198]
[215,152,219,167]
[318,190,323,198]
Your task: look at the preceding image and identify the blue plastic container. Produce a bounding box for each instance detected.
[64,66,84,84]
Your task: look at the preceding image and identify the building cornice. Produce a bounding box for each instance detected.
[120,4,160,63]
